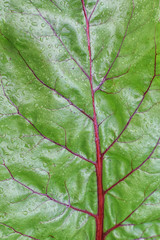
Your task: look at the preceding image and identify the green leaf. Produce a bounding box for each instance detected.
[0,0,160,239]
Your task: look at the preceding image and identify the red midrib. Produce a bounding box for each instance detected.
[81,1,104,239]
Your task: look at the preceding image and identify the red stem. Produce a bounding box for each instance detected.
[81,1,104,239]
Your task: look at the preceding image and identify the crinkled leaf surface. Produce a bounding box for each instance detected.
[0,0,160,239]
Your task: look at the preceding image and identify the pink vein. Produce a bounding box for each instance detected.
[0,31,93,121]
[104,137,160,195]
[1,81,95,165]
[81,2,104,240]
[18,51,93,121]
[101,67,130,82]
[94,1,135,92]
[133,235,160,240]
[102,30,157,156]
[49,0,62,11]
[29,0,90,80]
[81,0,101,163]
[88,0,100,22]
[2,162,96,218]
[103,189,157,238]
[0,223,39,240]
[102,75,155,156]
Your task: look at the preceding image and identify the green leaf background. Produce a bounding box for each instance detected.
[0,0,160,239]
